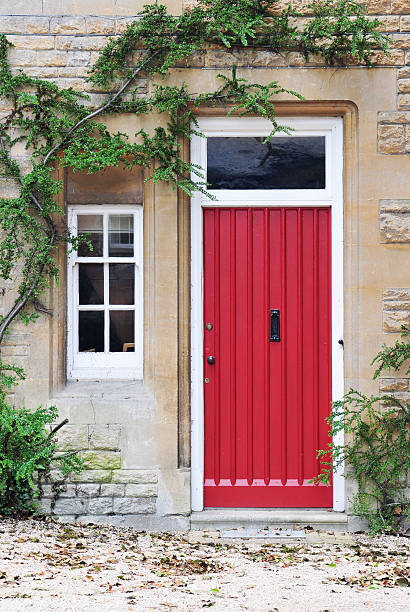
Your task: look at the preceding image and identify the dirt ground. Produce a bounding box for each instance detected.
[0,518,409,611]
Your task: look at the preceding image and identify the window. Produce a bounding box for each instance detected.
[67,206,143,380]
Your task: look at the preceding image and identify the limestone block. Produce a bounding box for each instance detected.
[47,470,66,483]
[37,498,52,514]
[56,36,109,51]
[383,310,410,332]
[0,1,43,15]
[88,497,113,514]
[25,67,59,78]
[398,94,410,109]
[76,483,100,497]
[406,125,410,152]
[113,497,156,514]
[398,67,410,78]
[6,36,55,50]
[37,484,53,497]
[56,424,88,451]
[58,484,77,498]
[371,49,404,65]
[379,378,409,391]
[115,18,135,34]
[398,78,410,93]
[100,484,125,496]
[112,469,158,484]
[383,288,410,303]
[378,110,410,124]
[0,16,49,35]
[50,17,86,34]
[391,0,410,13]
[82,450,121,470]
[378,124,405,154]
[86,17,116,35]
[1,344,29,356]
[71,469,113,483]
[8,49,67,67]
[53,498,87,515]
[380,199,410,213]
[125,483,158,497]
[401,17,410,32]
[380,212,410,242]
[375,16,400,32]
[361,0,390,14]
[392,34,410,49]
[88,424,121,451]
[66,51,92,66]
[58,67,88,78]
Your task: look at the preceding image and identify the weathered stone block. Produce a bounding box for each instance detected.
[66,51,91,66]
[383,289,410,333]
[86,17,116,35]
[50,17,86,35]
[398,78,410,93]
[82,450,121,470]
[71,469,112,483]
[383,311,410,333]
[125,483,157,497]
[56,36,109,51]
[375,16,400,32]
[88,424,121,450]
[57,484,77,498]
[88,497,113,515]
[76,483,100,497]
[398,67,410,78]
[57,424,88,451]
[54,498,87,515]
[380,199,410,213]
[378,111,410,124]
[392,34,410,50]
[6,36,55,50]
[378,125,405,154]
[112,469,157,484]
[8,49,67,67]
[47,470,66,483]
[398,94,410,110]
[379,378,409,392]
[113,497,156,514]
[0,0,43,14]
[0,16,49,35]
[100,483,125,496]
[380,209,410,243]
[371,49,405,65]
[391,0,410,13]
[115,18,135,34]
[37,498,52,514]
[401,17,410,32]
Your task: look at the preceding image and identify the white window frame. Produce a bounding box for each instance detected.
[67,205,143,380]
[190,116,344,512]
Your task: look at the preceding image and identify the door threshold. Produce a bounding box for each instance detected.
[191,509,348,537]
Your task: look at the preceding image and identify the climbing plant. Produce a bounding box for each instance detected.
[314,329,410,534]
[0,0,391,511]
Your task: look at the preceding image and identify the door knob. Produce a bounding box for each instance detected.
[207,355,215,365]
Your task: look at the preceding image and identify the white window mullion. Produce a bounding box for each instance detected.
[104,262,109,354]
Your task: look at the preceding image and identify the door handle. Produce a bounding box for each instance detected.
[207,355,215,365]
[270,309,280,342]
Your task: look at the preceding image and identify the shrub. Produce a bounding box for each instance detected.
[0,364,83,515]
[314,330,410,534]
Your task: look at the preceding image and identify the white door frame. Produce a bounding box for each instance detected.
[190,116,344,512]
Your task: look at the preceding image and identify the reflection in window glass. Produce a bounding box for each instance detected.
[78,215,103,256]
[207,137,325,189]
[79,311,104,352]
[109,215,134,257]
[110,310,134,352]
[79,264,104,305]
[109,264,134,305]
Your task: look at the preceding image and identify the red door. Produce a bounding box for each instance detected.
[203,207,332,507]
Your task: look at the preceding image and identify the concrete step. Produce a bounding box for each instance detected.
[190,509,348,539]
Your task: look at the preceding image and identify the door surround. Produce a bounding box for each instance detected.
[190,116,344,512]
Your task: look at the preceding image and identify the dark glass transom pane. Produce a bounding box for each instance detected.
[109,215,134,257]
[109,264,135,305]
[79,264,104,305]
[110,310,134,352]
[79,311,104,352]
[78,215,103,256]
[207,137,326,189]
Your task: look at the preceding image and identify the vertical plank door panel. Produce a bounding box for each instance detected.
[203,207,332,507]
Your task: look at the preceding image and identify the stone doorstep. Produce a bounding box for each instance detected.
[190,509,348,539]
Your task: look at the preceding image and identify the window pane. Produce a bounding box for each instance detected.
[79,264,104,305]
[110,311,134,352]
[78,215,103,257]
[79,311,104,352]
[109,215,134,257]
[109,264,135,305]
[207,137,326,189]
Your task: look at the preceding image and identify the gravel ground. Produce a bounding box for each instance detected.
[0,518,409,611]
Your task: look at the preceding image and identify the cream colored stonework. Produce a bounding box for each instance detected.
[0,0,409,527]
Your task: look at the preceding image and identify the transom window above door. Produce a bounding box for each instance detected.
[67,206,143,380]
